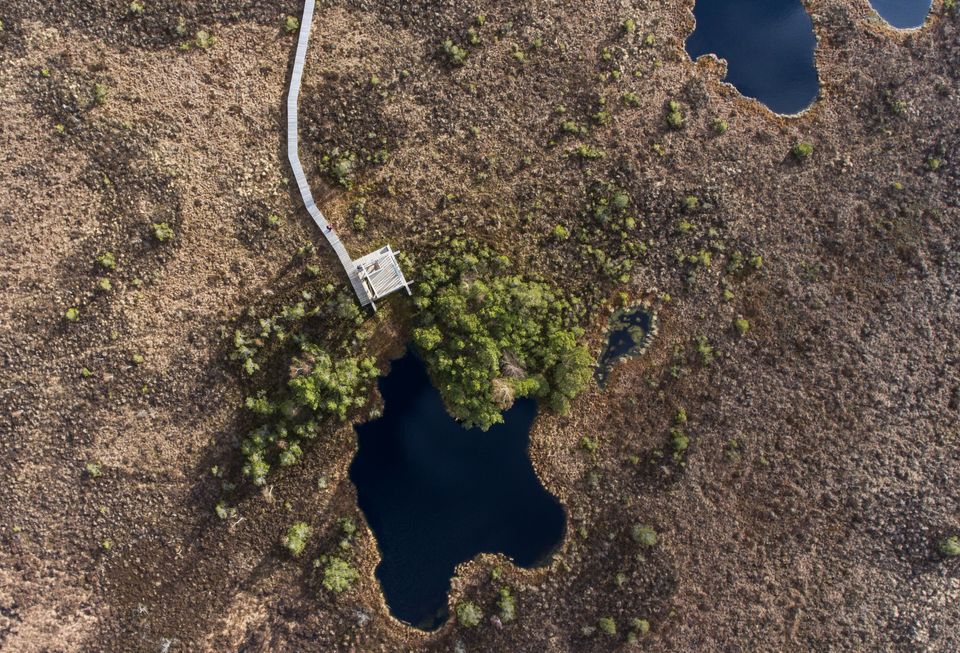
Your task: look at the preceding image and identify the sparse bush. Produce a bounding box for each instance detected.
[442,39,468,66]
[671,426,689,455]
[152,222,174,242]
[65,307,79,321]
[340,516,357,538]
[498,587,516,622]
[598,616,616,636]
[734,317,750,336]
[552,224,570,240]
[278,442,303,467]
[939,536,960,557]
[93,83,108,106]
[592,100,611,125]
[282,521,312,557]
[322,556,359,592]
[712,118,728,134]
[352,213,366,232]
[574,144,606,159]
[242,453,269,486]
[97,252,117,270]
[328,152,356,187]
[622,91,641,107]
[666,100,683,129]
[214,501,237,520]
[792,142,814,160]
[632,524,658,547]
[886,95,907,116]
[622,18,636,34]
[85,462,102,478]
[627,618,651,642]
[695,335,714,364]
[194,30,216,50]
[456,601,482,627]
[561,120,586,136]
[284,15,300,33]
[129,1,145,15]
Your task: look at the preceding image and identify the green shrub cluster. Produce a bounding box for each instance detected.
[666,100,684,129]
[442,39,468,65]
[631,524,658,547]
[240,341,377,484]
[940,535,960,557]
[288,343,378,420]
[152,222,174,242]
[627,618,651,642]
[497,586,516,622]
[322,556,359,593]
[283,521,312,557]
[598,616,617,635]
[456,601,483,627]
[792,142,814,160]
[229,281,378,485]
[412,239,592,430]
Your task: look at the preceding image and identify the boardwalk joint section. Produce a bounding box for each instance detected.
[286,0,411,309]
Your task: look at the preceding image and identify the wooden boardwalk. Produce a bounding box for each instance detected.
[286,0,371,304]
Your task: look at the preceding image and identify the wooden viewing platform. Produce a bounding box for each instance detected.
[286,0,411,309]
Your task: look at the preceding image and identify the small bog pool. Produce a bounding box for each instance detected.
[596,307,655,386]
[686,0,819,114]
[869,0,931,29]
[349,349,565,629]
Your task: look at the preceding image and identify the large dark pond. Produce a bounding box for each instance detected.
[686,0,819,114]
[869,0,931,29]
[349,349,565,629]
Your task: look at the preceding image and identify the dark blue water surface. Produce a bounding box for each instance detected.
[869,0,931,29]
[349,349,566,629]
[686,0,819,114]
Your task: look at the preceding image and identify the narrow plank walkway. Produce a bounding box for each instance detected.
[286,0,371,304]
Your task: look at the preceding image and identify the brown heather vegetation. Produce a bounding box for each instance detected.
[1,1,958,651]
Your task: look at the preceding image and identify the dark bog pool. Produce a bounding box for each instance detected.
[686,0,819,114]
[869,0,931,28]
[596,307,654,386]
[349,349,565,630]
